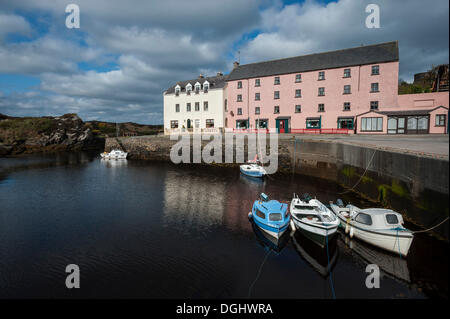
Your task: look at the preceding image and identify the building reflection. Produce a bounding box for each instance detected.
[162,169,226,231]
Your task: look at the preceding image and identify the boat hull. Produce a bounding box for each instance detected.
[240,165,265,178]
[336,215,413,257]
[292,217,339,238]
[253,216,289,239]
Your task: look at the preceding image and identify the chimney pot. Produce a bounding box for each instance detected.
[199,74,204,79]
[233,61,240,69]
[216,72,223,76]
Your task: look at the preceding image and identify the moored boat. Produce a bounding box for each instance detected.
[329,199,414,257]
[249,193,290,239]
[290,193,340,245]
[100,149,128,160]
[240,155,266,178]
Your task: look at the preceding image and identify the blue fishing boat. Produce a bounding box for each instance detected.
[249,193,290,239]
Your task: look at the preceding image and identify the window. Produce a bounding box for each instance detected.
[175,86,180,96]
[205,119,214,128]
[295,105,301,113]
[295,74,302,82]
[274,106,280,114]
[306,118,321,129]
[255,119,268,129]
[344,68,351,78]
[237,94,242,102]
[318,104,325,112]
[274,76,280,85]
[372,65,379,75]
[203,101,208,111]
[175,104,180,112]
[343,102,351,111]
[338,118,354,129]
[370,101,379,110]
[170,120,178,128]
[436,114,446,126]
[386,214,399,225]
[255,79,260,87]
[195,83,200,94]
[237,108,242,115]
[269,213,282,221]
[224,99,228,112]
[255,107,260,115]
[237,81,242,89]
[255,93,260,101]
[361,117,383,131]
[195,102,200,111]
[355,213,373,225]
[186,84,192,95]
[186,103,191,112]
[318,87,325,96]
[274,91,280,99]
[295,89,301,98]
[203,82,209,93]
[371,83,379,92]
[255,209,265,219]
[318,71,325,80]
[343,85,351,94]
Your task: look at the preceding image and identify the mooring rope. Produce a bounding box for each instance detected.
[412,216,449,234]
[338,149,377,195]
[325,229,336,299]
[247,249,272,298]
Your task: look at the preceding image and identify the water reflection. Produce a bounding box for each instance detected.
[251,221,290,254]
[337,234,410,283]
[162,169,226,232]
[291,230,338,278]
[100,158,128,168]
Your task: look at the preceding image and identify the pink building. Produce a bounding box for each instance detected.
[225,41,449,134]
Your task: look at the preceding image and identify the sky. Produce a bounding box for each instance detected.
[0,0,448,124]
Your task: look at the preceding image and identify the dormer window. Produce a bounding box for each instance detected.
[194,82,201,94]
[186,83,192,95]
[203,81,209,93]
[175,85,181,96]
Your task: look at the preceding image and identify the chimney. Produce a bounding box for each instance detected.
[216,72,223,77]
[233,61,240,69]
[198,74,204,79]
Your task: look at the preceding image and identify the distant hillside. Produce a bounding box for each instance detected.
[86,120,163,138]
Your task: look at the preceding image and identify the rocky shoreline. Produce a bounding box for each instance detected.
[0,113,104,156]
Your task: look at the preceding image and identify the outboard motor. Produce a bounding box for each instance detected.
[336,198,344,208]
[301,193,312,203]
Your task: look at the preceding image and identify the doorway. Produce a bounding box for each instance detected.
[276,119,289,133]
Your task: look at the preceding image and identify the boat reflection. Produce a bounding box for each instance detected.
[337,233,410,283]
[291,229,338,278]
[100,158,128,168]
[251,220,290,254]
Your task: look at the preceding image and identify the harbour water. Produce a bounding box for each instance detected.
[0,151,448,298]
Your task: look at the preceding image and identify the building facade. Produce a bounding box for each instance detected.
[163,73,227,134]
[225,41,449,134]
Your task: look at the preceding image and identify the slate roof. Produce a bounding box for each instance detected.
[227,41,399,81]
[165,74,228,94]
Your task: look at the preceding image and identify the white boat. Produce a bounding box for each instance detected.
[290,193,340,243]
[100,149,128,159]
[329,199,414,257]
[240,155,266,178]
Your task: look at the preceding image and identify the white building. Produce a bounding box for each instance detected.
[163,73,228,134]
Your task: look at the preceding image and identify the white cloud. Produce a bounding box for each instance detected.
[0,13,32,41]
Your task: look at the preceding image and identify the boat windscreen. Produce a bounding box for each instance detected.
[269,213,282,221]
